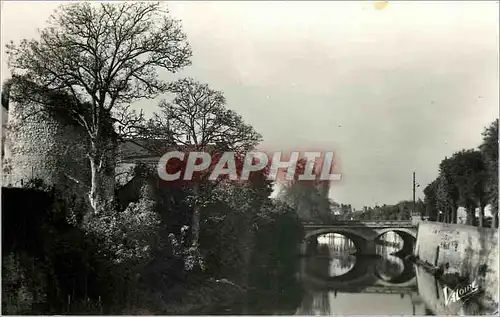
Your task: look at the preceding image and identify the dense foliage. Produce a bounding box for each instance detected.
[423,119,499,228]
[348,200,423,221]
[2,167,304,314]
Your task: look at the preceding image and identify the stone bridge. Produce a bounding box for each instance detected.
[297,221,419,295]
[301,220,418,255]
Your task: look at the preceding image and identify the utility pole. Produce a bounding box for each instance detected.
[412,171,416,217]
[412,171,422,221]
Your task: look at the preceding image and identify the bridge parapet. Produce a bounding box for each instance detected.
[303,220,416,229]
[302,221,418,251]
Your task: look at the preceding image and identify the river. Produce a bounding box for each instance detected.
[294,232,427,315]
[211,232,490,315]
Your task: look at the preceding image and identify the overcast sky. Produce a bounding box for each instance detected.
[1,1,498,209]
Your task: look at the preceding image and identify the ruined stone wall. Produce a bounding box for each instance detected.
[3,100,88,187]
[3,99,115,210]
[415,222,498,313]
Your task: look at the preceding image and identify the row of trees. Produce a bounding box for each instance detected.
[289,121,498,226]
[423,119,498,228]
[2,2,304,314]
[278,171,422,223]
[339,201,424,221]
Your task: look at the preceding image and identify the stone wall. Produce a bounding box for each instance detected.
[414,221,498,314]
[3,99,115,211]
[3,101,89,187]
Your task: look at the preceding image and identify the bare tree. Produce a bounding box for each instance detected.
[143,78,262,268]
[6,2,192,214]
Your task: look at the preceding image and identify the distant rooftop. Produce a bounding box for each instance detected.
[118,139,219,163]
[118,139,170,162]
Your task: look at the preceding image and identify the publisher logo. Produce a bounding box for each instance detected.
[443,280,480,306]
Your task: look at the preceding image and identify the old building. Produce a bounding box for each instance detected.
[1,80,115,214]
[115,140,219,206]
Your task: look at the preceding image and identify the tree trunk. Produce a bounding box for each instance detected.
[451,204,457,224]
[191,204,201,247]
[186,181,205,273]
[492,208,499,229]
[467,205,476,226]
[478,202,484,228]
[190,182,204,264]
[466,206,471,225]
[87,134,116,216]
[191,182,201,248]
[471,206,477,226]
[89,157,105,215]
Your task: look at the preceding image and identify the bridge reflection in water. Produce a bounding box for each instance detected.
[213,221,485,315]
[214,226,470,315]
[296,232,426,315]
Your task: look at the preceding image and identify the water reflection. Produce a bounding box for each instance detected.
[310,232,408,280]
[376,232,405,280]
[214,230,491,315]
[316,233,357,277]
[297,232,423,315]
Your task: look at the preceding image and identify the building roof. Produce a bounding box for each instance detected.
[118,139,170,162]
[117,139,219,163]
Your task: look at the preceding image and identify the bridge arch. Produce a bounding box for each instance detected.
[304,226,417,255]
[304,228,376,254]
[305,227,374,241]
[374,228,417,239]
[374,228,417,255]
[304,226,417,242]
